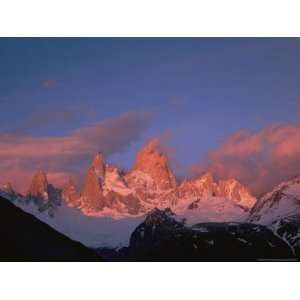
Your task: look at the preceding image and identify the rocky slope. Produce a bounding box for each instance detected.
[270,214,300,257]
[248,176,300,255]
[127,208,294,261]
[26,170,62,217]
[248,175,300,225]
[0,182,23,202]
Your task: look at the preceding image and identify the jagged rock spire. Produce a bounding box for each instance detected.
[81,153,106,211]
[92,152,105,180]
[218,178,256,209]
[27,170,49,199]
[2,182,14,194]
[133,139,177,190]
[194,172,217,195]
[62,179,80,208]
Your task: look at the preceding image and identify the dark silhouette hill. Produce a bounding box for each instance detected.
[0,196,100,261]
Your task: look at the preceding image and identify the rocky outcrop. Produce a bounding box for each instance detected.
[1,182,14,194]
[62,180,81,208]
[270,214,300,257]
[176,173,217,202]
[218,178,256,209]
[27,170,49,200]
[26,171,61,216]
[0,182,22,203]
[128,208,294,261]
[245,176,300,258]
[81,160,105,212]
[133,140,177,190]
[248,175,300,224]
[104,191,144,215]
[172,174,256,221]
[92,152,105,181]
[80,153,144,215]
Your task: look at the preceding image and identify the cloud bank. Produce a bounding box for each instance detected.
[191,121,300,196]
[0,112,152,193]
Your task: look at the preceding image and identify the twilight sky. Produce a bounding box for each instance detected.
[1,38,300,194]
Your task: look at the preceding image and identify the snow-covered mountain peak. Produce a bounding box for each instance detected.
[193,172,217,196]
[175,174,256,211]
[195,172,214,183]
[249,175,300,225]
[9,148,258,224]
[218,178,256,209]
[261,175,300,202]
[194,172,214,186]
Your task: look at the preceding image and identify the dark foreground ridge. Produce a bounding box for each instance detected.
[0,196,100,261]
[98,208,296,262]
[271,214,300,257]
[1,194,297,262]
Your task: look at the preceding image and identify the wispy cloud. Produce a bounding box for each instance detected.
[0,112,153,193]
[18,105,96,133]
[190,121,300,195]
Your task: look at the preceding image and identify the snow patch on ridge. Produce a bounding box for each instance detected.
[103,166,131,196]
[249,176,300,225]
[178,196,249,225]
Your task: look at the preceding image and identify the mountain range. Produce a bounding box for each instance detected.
[1,140,300,260]
[3,141,256,219]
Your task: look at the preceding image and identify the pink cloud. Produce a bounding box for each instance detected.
[0,112,152,193]
[191,122,300,196]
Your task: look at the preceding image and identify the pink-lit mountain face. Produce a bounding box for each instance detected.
[248,175,300,225]
[10,141,257,223]
[4,142,300,253]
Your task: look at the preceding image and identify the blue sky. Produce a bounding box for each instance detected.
[1,38,300,175]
